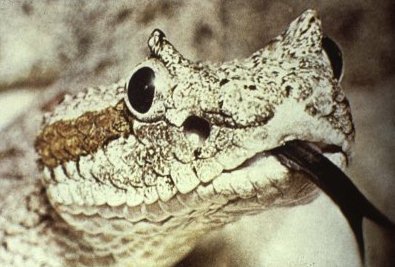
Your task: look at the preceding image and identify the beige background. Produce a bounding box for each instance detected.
[0,1,394,266]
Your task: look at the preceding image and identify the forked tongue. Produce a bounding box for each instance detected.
[271,140,395,261]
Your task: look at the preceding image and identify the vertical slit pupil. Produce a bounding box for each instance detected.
[127,67,155,113]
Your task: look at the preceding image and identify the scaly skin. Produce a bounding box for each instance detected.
[1,10,353,267]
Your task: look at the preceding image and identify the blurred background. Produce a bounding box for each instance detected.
[0,1,394,266]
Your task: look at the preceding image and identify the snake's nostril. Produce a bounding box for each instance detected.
[182,116,210,146]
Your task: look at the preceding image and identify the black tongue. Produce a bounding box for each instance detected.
[271,140,395,261]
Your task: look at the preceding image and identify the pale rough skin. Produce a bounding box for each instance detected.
[1,10,353,267]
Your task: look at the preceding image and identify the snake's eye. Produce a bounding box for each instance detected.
[322,36,343,81]
[127,67,155,113]
[124,62,170,121]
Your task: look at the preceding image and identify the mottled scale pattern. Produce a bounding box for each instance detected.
[0,182,66,267]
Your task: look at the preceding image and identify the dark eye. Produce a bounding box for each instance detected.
[322,36,343,80]
[127,67,155,113]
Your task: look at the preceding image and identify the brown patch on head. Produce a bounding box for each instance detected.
[35,101,132,168]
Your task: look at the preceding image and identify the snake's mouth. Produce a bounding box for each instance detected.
[233,141,346,173]
[263,140,395,260]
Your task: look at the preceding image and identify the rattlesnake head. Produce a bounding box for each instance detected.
[35,10,390,267]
